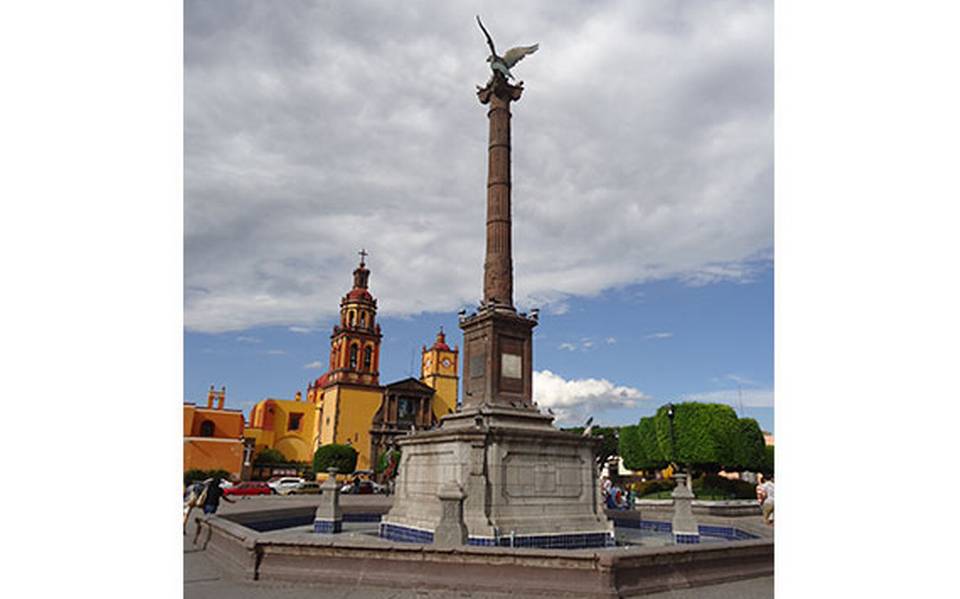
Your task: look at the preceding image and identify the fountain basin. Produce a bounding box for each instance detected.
[190,502,772,598]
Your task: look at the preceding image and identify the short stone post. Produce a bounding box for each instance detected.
[671,472,700,544]
[433,482,468,547]
[314,468,342,534]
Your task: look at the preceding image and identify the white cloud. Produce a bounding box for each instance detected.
[534,369,652,426]
[680,388,774,408]
[303,360,325,370]
[724,373,759,386]
[558,342,577,351]
[185,2,773,333]
[264,349,286,355]
[288,326,315,334]
[605,337,617,344]
[644,332,674,340]
[235,335,260,343]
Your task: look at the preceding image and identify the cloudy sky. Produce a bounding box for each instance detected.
[184,0,773,430]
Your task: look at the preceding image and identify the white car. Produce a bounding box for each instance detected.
[267,477,304,495]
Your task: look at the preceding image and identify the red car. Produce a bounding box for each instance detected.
[223,481,273,496]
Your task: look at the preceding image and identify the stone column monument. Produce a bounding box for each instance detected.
[380,19,613,549]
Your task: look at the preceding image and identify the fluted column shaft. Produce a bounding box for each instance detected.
[478,75,523,307]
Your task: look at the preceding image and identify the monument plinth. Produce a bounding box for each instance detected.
[380,25,612,549]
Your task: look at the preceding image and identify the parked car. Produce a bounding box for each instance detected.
[289,481,321,495]
[339,480,386,495]
[223,481,272,497]
[268,476,305,495]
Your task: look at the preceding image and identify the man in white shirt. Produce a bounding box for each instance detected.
[759,476,774,525]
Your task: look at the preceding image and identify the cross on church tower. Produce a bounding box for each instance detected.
[358,248,368,265]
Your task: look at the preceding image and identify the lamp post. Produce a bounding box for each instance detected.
[666,402,699,543]
[665,403,676,468]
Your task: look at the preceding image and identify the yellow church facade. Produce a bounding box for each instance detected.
[243,255,459,474]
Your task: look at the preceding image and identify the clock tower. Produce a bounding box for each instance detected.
[420,328,459,420]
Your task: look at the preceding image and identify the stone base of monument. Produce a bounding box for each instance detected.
[380,404,613,549]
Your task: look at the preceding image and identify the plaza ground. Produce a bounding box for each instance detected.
[184,495,773,598]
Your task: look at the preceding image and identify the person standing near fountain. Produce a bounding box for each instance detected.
[201,476,235,515]
[759,475,774,525]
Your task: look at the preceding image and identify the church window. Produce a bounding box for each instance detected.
[360,312,366,327]
[349,344,358,369]
[363,346,373,371]
[288,413,302,431]
[350,311,356,326]
[199,420,215,437]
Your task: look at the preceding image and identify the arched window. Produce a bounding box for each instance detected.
[199,420,215,437]
[350,311,356,327]
[363,346,373,371]
[360,312,366,327]
[349,344,359,369]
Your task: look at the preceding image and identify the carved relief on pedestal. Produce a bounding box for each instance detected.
[500,451,583,500]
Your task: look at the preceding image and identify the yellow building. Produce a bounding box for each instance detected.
[244,253,461,475]
[244,390,319,463]
[183,386,246,479]
[421,329,459,420]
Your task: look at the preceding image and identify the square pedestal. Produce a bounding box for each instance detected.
[381,406,613,548]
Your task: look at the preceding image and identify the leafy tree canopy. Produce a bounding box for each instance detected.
[253,447,288,465]
[620,403,767,473]
[313,444,358,475]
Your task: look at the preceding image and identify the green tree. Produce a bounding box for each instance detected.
[653,402,741,474]
[253,447,287,465]
[313,444,358,475]
[725,417,767,472]
[620,403,768,476]
[760,444,774,477]
[619,418,669,471]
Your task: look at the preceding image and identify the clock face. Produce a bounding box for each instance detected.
[441,358,452,368]
[425,357,432,367]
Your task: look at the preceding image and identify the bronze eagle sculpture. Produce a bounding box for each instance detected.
[476,15,539,81]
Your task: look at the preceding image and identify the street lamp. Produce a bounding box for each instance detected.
[665,403,676,467]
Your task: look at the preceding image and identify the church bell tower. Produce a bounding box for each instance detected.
[327,250,382,387]
[421,328,459,420]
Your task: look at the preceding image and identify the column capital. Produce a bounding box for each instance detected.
[477,73,524,105]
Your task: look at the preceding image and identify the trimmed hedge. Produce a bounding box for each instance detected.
[621,403,768,474]
[313,443,358,475]
[693,474,757,499]
[619,419,669,471]
[634,475,756,500]
[729,418,767,472]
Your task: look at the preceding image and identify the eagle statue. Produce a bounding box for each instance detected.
[477,15,539,81]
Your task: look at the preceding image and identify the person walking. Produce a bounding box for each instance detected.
[759,475,774,525]
[183,478,208,534]
[201,476,235,516]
